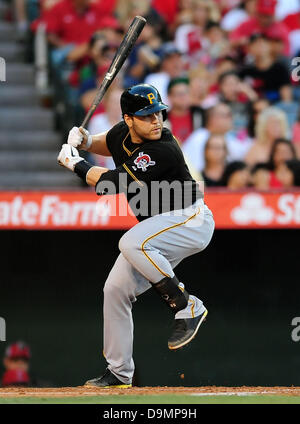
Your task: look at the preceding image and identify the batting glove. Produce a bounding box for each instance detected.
[57,144,84,171]
[67,126,92,150]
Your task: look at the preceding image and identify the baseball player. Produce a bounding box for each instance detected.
[57,84,215,388]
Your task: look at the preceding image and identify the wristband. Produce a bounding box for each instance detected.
[74,160,93,181]
[81,133,92,151]
[85,134,93,150]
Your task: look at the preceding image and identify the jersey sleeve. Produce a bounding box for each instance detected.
[95,143,177,195]
[105,121,128,155]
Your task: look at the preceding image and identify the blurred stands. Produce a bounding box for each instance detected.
[0,0,81,189]
[0,0,300,190]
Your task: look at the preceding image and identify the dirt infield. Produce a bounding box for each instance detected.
[0,386,299,398]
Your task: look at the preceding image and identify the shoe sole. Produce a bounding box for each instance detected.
[84,383,132,389]
[168,309,208,351]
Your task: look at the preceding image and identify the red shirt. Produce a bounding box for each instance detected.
[92,0,117,17]
[270,171,283,188]
[152,0,178,25]
[1,370,30,387]
[44,0,111,44]
[282,12,300,32]
[168,112,193,143]
[293,123,300,143]
[230,17,290,55]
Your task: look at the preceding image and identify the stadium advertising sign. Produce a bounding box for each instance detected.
[0,191,300,229]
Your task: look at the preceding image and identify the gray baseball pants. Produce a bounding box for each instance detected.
[102,199,215,384]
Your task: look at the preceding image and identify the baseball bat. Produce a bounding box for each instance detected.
[81,15,147,128]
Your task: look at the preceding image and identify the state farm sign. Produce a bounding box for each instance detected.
[0,195,110,226]
[0,190,300,230]
[0,192,137,229]
[208,191,300,229]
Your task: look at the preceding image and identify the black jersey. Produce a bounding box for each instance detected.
[95,121,203,221]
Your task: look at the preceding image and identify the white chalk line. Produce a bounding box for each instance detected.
[191,391,278,397]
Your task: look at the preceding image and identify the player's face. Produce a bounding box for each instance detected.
[128,112,163,141]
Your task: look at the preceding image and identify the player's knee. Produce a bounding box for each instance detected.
[118,233,139,257]
[103,281,118,298]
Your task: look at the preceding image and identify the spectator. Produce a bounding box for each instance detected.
[238,33,291,102]
[170,0,193,34]
[164,78,204,144]
[1,342,30,387]
[45,0,111,67]
[1,341,54,387]
[212,56,238,85]
[90,16,124,46]
[78,32,119,111]
[183,102,252,174]
[245,106,289,166]
[275,85,299,130]
[282,10,300,56]
[188,65,218,109]
[230,0,290,56]
[144,42,185,104]
[222,161,250,189]
[201,22,231,68]
[221,0,257,32]
[276,159,300,187]
[247,97,270,137]
[218,70,258,137]
[15,0,56,40]
[174,0,220,67]
[123,22,162,88]
[202,134,228,186]
[116,0,167,40]
[88,87,123,169]
[268,137,297,187]
[152,0,178,28]
[251,162,271,189]
[292,110,300,158]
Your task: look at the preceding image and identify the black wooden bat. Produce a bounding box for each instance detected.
[81,15,147,128]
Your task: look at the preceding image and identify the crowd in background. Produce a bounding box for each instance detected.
[0,341,52,387]
[7,0,300,190]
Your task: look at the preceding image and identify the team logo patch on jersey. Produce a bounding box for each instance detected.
[132,152,156,172]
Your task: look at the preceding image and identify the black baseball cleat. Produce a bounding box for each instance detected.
[168,309,208,350]
[84,368,132,388]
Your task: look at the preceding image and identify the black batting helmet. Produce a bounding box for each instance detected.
[121,84,168,120]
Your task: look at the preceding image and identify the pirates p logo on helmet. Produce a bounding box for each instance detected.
[120,84,168,120]
[147,93,155,104]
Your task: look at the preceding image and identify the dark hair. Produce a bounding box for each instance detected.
[167,77,189,94]
[251,162,271,175]
[249,32,269,44]
[205,21,221,32]
[89,32,106,48]
[247,98,270,138]
[285,159,300,186]
[216,55,237,66]
[269,138,296,170]
[222,161,247,186]
[218,70,240,85]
